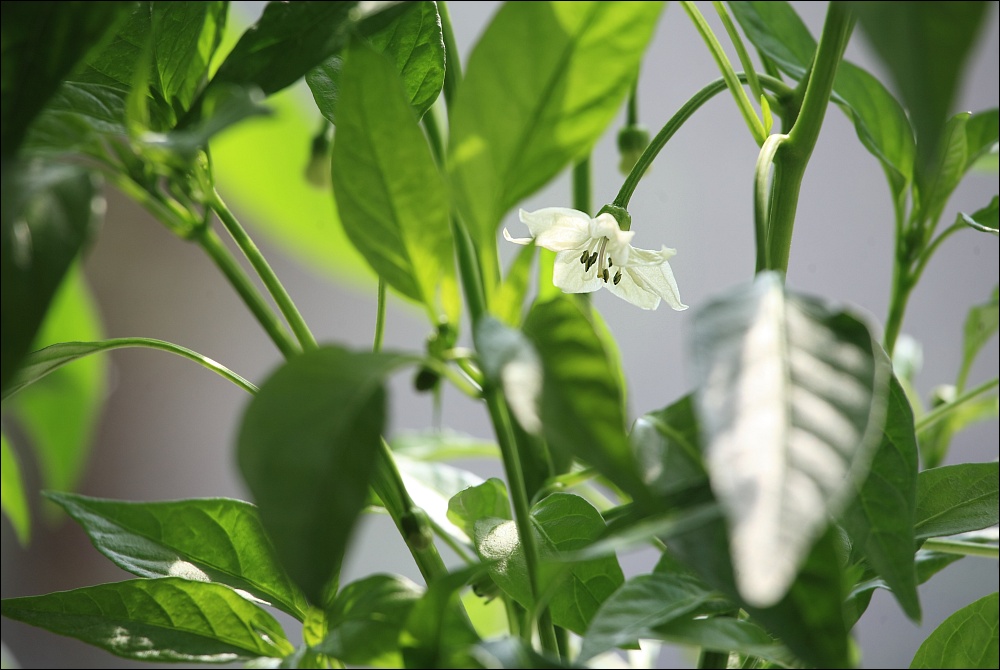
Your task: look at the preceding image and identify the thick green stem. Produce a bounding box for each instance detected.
[764,2,854,273]
[613,74,792,209]
[753,133,790,273]
[210,190,317,351]
[922,538,1000,559]
[883,264,914,356]
[915,377,999,434]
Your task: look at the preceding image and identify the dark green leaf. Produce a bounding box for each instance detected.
[238,346,409,605]
[2,163,104,397]
[910,592,999,668]
[24,82,127,158]
[918,111,972,224]
[691,271,890,607]
[1,432,30,545]
[915,462,999,541]
[852,1,989,175]
[472,638,567,669]
[579,571,727,661]
[0,1,130,157]
[0,578,294,662]
[307,2,444,123]
[960,196,1000,235]
[400,565,481,669]
[630,394,707,497]
[447,479,511,539]
[523,296,646,498]
[475,493,625,635]
[654,617,800,668]
[449,1,665,252]
[317,574,422,667]
[840,375,921,621]
[474,317,543,433]
[331,43,457,324]
[46,492,311,620]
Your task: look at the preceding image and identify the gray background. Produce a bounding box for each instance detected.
[3,2,998,668]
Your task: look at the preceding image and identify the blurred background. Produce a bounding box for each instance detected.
[2,2,997,667]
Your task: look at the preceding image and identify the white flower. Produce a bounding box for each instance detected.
[503,208,687,311]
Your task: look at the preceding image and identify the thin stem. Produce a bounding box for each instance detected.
[753,133,790,273]
[922,538,1000,559]
[681,1,766,145]
[209,190,317,351]
[422,104,446,166]
[572,157,592,215]
[712,1,764,106]
[438,1,462,107]
[915,377,999,433]
[613,74,792,208]
[373,280,387,353]
[626,80,640,127]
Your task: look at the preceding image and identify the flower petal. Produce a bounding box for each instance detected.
[589,214,635,265]
[607,268,662,309]
[553,250,604,294]
[618,259,687,311]
[518,209,594,252]
[627,244,677,266]
[502,228,534,246]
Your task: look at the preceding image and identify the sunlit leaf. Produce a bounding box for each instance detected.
[0,432,30,545]
[447,479,510,540]
[910,592,999,669]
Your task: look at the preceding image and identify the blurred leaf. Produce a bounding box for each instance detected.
[959,196,999,236]
[492,242,536,327]
[915,462,999,541]
[6,266,104,495]
[472,638,567,669]
[238,346,409,605]
[964,109,999,170]
[920,388,998,469]
[0,432,30,545]
[654,616,800,668]
[447,479,511,539]
[910,592,999,668]
[392,452,484,549]
[523,296,646,498]
[0,578,294,662]
[331,44,456,324]
[960,285,999,388]
[691,271,890,607]
[0,1,130,157]
[1,164,102,394]
[317,574,422,667]
[449,1,665,252]
[852,1,989,175]
[918,112,971,224]
[474,317,543,433]
[400,566,481,669]
[390,431,498,461]
[307,2,444,123]
[23,82,127,158]
[630,394,707,497]
[47,492,311,620]
[840,376,921,621]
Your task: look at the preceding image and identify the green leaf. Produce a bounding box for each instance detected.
[391,431,498,462]
[965,109,1000,169]
[400,566,481,669]
[447,479,511,539]
[307,2,444,123]
[911,592,999,669]
[918,111,971,224]
[579,571,727,661]
[449,1,665,251]
[237,346,409,605]
[6,266,105,495]
[915,462,999,541]
[654,617,800,668]
[24,82,128,158]
[961,285,999,388]
[630,394,707,497]
[523,296,646,498]
[691,271,890,607]
[840,375,921,621]
[852,2,989,175]
[960,196,1000,236]
[1,432,30,545]
[492,242,537,327]
[46,492,311,620]
[331,43,456,324]
[471,638,567,669]
[0,2,130,157]
[474,317,543,433]
[317,574,422,667]
[1,164,102,394]
[475,492,625,635]
[1,578,293,662]
[392,452,485,549]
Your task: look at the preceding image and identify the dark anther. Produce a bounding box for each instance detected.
[602,268,609,282]
[580,250,589,264]
[614,271,622,285]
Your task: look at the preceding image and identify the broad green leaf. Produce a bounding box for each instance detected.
[960,196,1000,236]
[23,82,127,158]
[630,394,707,497]
[6,266,104,495]
[965,109,1000,170]
[960,286,999,389]
[474,317,543,433]
[1,164,102,394]
[1,432,30,545]
[915,462,999,541]
[911,592,999,669]
[475,492,625,635]
[492,242,536,327]
[729,1,916,193]
[400,566,481,669]
[238,346,409,605]
[840,376,921,621]
[690,271,890,606]
[0,2,130,157]
[0,578,294,662]
[471,638,567,669]
[307,1,444,123]
[449,1,665,252]
[331,44,456,324]
[653,617,800,668]
[918,112,971,224]
[852,2,989,175]
[447,479,511,539]
[392,452,484,549]
[523,296,646,498]
[579,571,727,661]
[317,574,422,667]
[920,387,998,469]
[46,492,311,620]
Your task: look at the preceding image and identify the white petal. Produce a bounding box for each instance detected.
[553,250,603,294]
[607,269,662,310]
[624,260,687,311]
[589,214,635,264]
[520,207,590,235]
[502,228,534,246]
[627,244,677,266]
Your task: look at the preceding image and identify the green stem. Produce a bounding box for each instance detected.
[698,648,731,669]
[209,190,317,351]
[765,2,854,273]
[922,538,1000,559]
[373,280,387,353]
[3,337,257,400]
[753,133,790,273]
[613,74,792,209]
[438,1,462,107]
[712,1,764,107]
[572,157,592,214]
[915,377,999,433]
[626,80,639,127]
[681,1,766,145]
